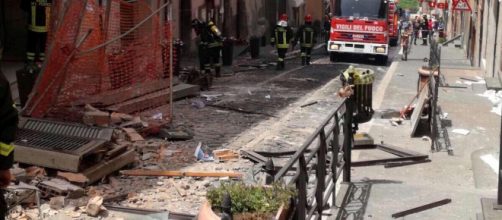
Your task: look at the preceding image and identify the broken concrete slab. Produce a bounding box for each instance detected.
[86,196,104,217]
[107,83,200,114]
[123,128,145,142]
[58,149,136,186]
[83,111,110,127]
[38,179,85,199]
[49,196,66,210]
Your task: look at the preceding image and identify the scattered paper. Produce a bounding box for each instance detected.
[441,112,448,119]
[152,113,163,120]
[194,142,214,162]
[265,95,271,99]
[191,99,206,109]
[478,90,502,115]
[201,93,223,101]
[452,129,470,136]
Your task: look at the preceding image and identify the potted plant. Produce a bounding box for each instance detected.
[198,182,296,220]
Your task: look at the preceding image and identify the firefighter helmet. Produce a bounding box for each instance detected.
[279,13,288,21]
[305,14,312,23]
[191,19,202,28]
[277,20,288,27]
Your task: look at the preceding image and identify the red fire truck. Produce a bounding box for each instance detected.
[388,0,400,46]
[328,0,390,64]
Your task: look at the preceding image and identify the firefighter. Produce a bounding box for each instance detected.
[294,14,317,66]
[192,19,207,73]
[206,21,223,77]
[323,14,331,43]
[0,68,18,220]
[192,19,223,77]
[270,14,293,70]
[21,0,52,73]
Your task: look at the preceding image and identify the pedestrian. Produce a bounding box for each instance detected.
[20,0,52,73]
[323,14,331,42]
[438,18,445,38]
[270,14,293,70]
[0,53,19,220]
[412,16,420,45]
[421,15,429,45]
[294,14,317,66]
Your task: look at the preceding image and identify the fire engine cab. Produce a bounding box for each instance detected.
[328,0,390,64]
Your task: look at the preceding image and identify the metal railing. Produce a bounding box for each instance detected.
[428,39,453,155]
[272,98,354,220]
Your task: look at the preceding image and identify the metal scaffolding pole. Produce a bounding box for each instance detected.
[498,106,502,205]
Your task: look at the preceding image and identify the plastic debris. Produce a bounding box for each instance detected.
[194,142,214,162]
[452,129,470,136]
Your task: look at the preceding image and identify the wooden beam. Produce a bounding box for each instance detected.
[120,169,243,178]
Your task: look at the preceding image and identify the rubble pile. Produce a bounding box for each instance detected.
[6,106,258,219]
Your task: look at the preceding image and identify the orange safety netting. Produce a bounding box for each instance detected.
[24,0,172,121]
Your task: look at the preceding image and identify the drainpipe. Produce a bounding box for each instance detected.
[492,2,499,77]
[168,0,173,121]
[499,110,502,204]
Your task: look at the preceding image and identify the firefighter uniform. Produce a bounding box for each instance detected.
[21,0,52,65]
[295,15,317,65]
[270,14,293,70]
[206,21,223,77]
[193,20,223,77]
[0,70,18,220]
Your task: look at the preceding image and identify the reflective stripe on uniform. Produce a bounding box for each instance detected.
[301,52,306,57]
[208,42,222,48]
[31,4,36,28]
[29,25,48,32]
[27,52,36,61]
[301,27,314,48]
[275,27,289,49]
[0,142,14,157]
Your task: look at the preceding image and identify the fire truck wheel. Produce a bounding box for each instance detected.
[330,52,338,62]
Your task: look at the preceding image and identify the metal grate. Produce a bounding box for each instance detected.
[14,129,91,153]
[19,118,113,140]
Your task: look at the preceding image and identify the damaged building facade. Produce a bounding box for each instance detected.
[169,0,327,52]
[447,0,502,82]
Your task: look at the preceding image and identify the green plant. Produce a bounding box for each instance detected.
[206,182,296,215]
[398,0,419,11]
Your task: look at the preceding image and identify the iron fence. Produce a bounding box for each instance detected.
[272,98,354,220]
[428,39,453,155]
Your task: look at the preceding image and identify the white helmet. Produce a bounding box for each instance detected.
[277,20,288,27]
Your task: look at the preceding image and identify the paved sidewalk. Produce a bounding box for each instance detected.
[347,43,499,219]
